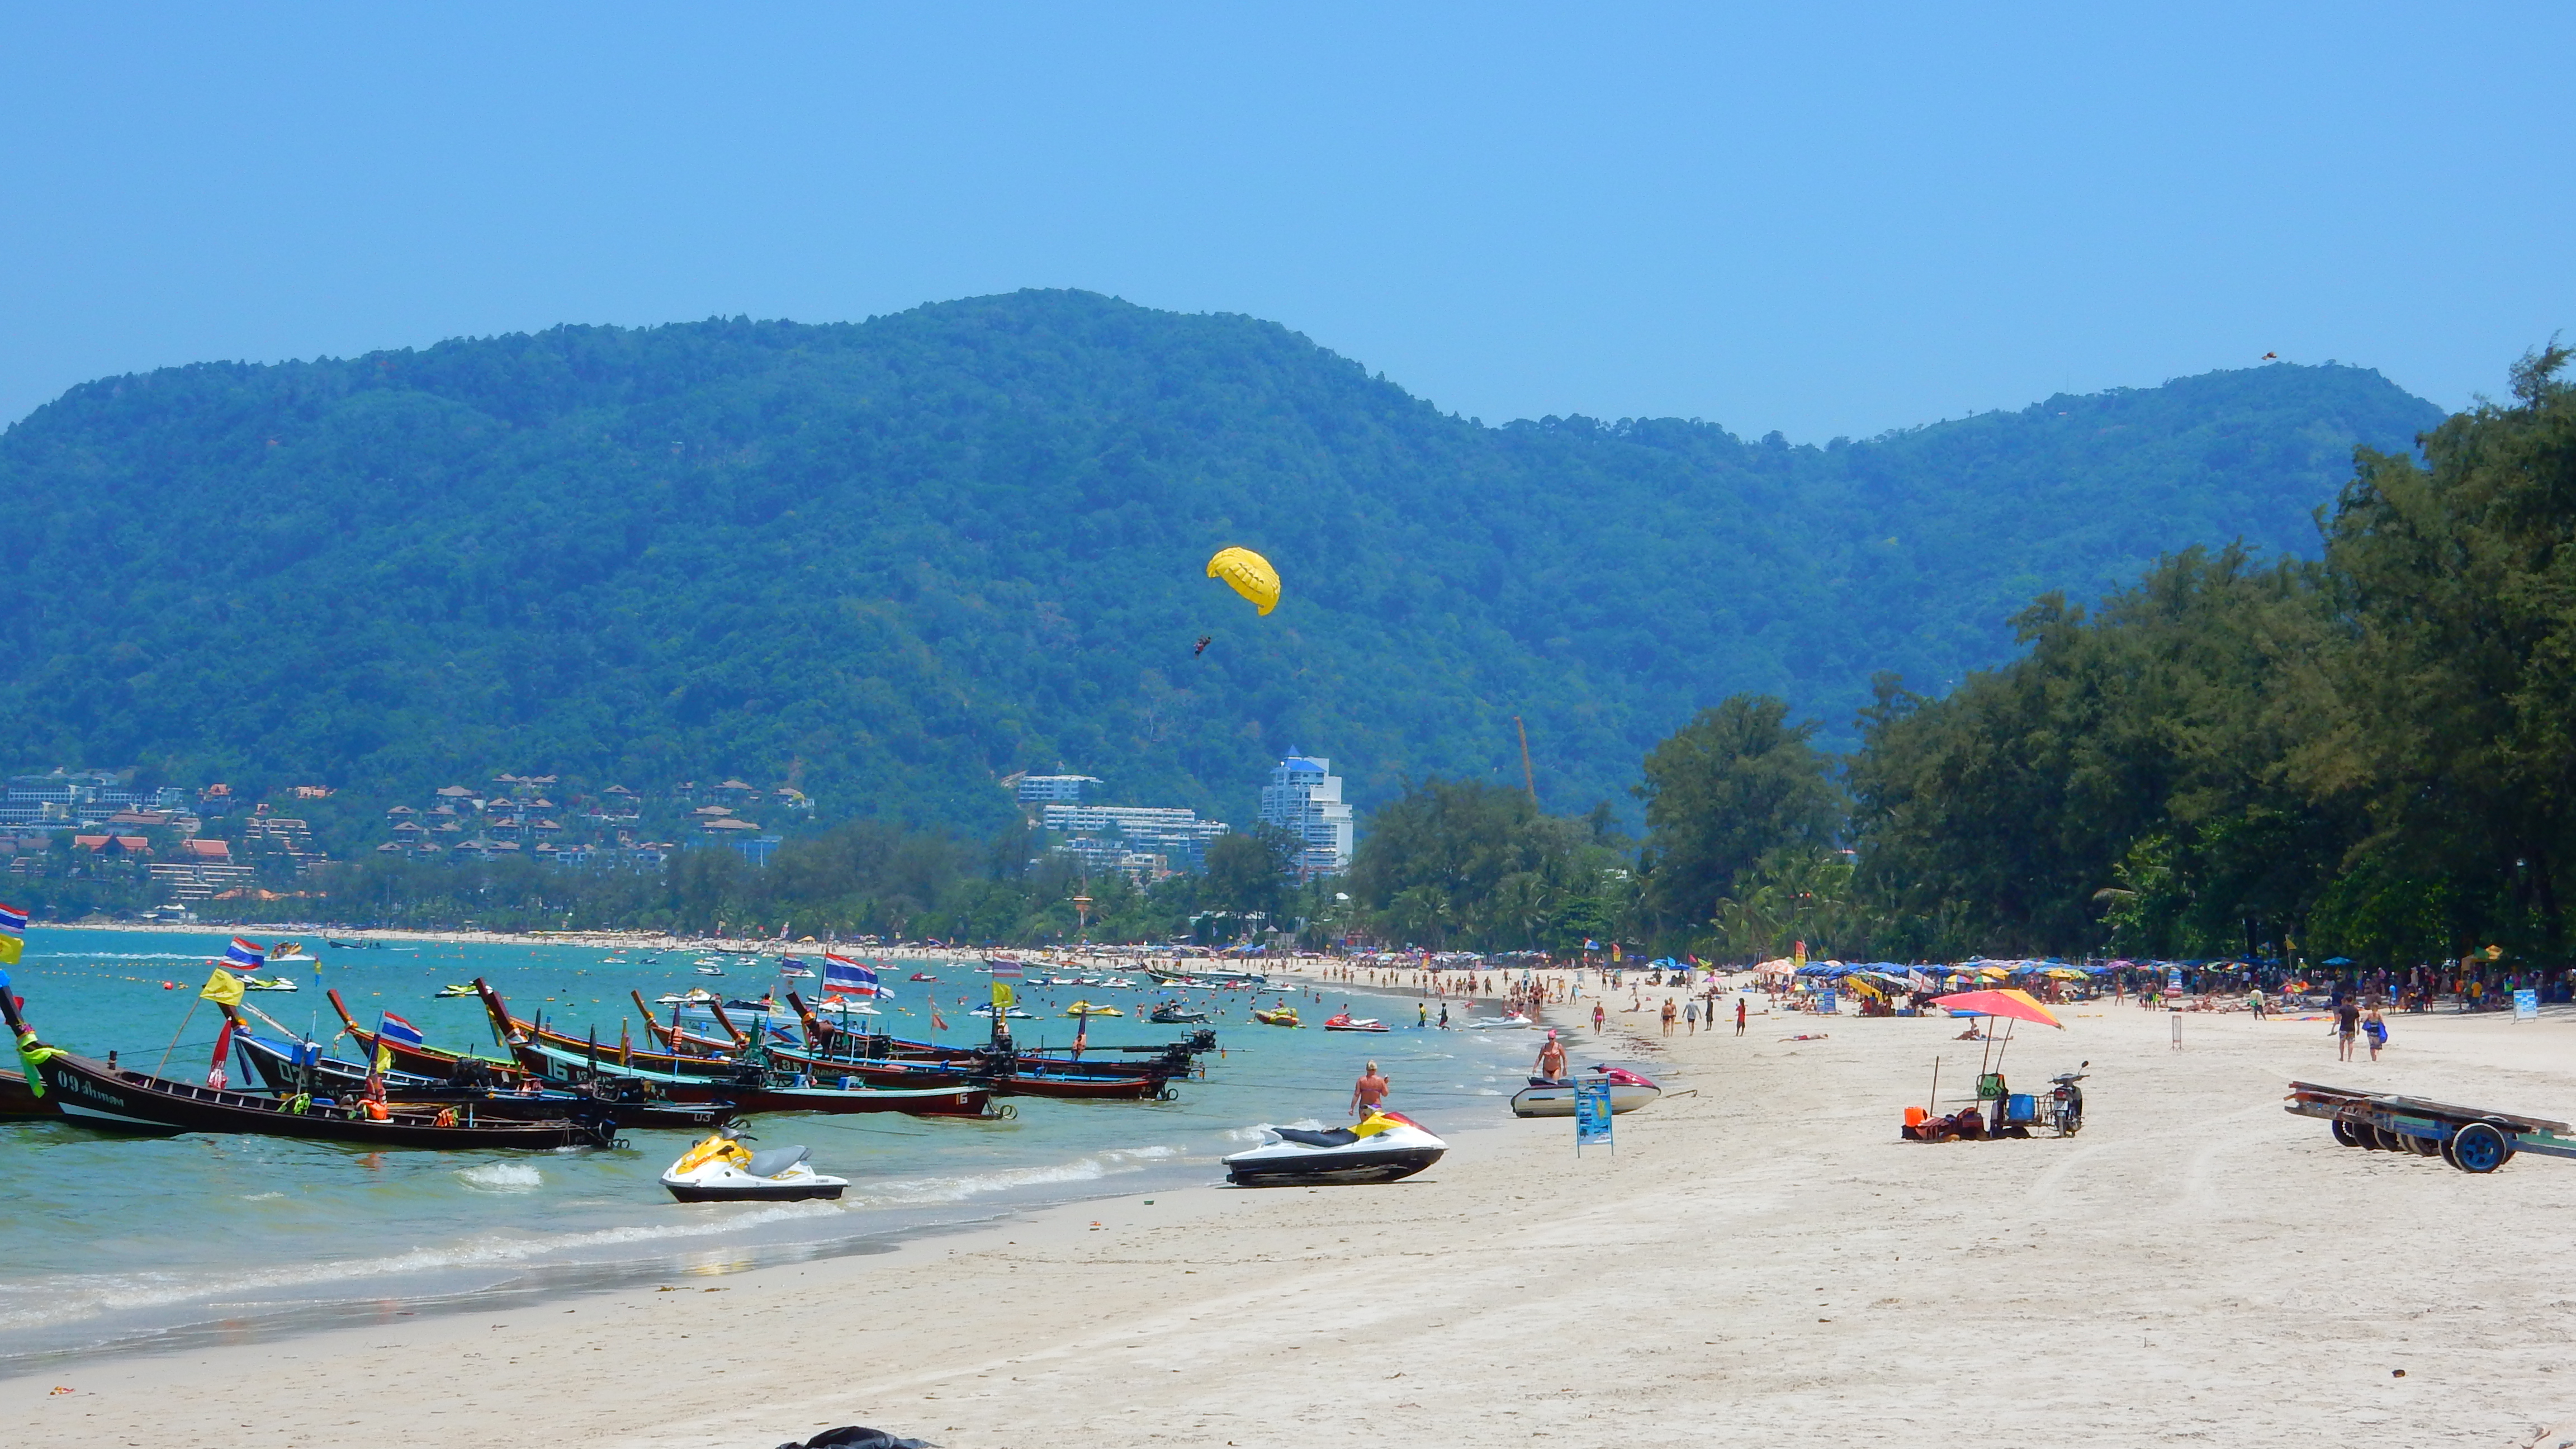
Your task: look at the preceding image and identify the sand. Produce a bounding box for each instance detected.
[11,981,2576,1448]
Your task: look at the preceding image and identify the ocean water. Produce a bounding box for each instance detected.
[0,930,1541,1371]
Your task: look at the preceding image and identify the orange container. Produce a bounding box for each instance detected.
[1903,1106,1928,1127]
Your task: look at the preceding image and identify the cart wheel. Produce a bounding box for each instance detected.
[2372,1125,2409,1152]
[2331,1118,2361,1148]
[2405,1133,2442,1158]
[2439,1133,2461,1168]
[2451,1121,2511,1173]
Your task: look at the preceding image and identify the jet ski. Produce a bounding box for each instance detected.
[1252,1007,1301,1027]
[969,1004,1035,1019]
[1063,1001,1124,1017]
[1322,1013,1388,1033]
[1223,1110,1448,1187]
[661,1128,847,1202]
[1148,1004,1210,1024]
[435,983,476,998]
[1479,1013,1537,1030]
[1510,1065,1663,1118]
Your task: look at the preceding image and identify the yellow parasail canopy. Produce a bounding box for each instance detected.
[1206,546,1280,615]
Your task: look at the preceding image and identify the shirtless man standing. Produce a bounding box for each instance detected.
[1349,1060,1391,1116]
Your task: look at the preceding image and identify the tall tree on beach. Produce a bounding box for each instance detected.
[1633,695,1844,940]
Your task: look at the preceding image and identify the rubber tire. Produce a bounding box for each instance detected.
[2370,1125,2406,1152]
[2332,1118,2362,1148]
[2451,1121,2511,1173]
[2405,1133,2442,1157]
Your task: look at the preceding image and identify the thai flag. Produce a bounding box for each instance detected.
[988,961,1022,981]
[821,953,884,999]
[0,904,24,938]
[377,1011,426,1048]
[224,937,267,968]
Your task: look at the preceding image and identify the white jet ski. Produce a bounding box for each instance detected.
[661,1128,847,1202]
[1510,1065,1662,1118]
[1222,1110,1447,1187]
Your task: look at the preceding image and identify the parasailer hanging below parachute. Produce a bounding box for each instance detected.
[1206,546,1280,616]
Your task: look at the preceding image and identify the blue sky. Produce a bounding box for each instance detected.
[0,6,2566,440]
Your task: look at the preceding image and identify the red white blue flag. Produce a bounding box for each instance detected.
[223,937,267,969]
[821,953,884,999]
[377,1011,427,1048]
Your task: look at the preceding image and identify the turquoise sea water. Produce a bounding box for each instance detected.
[0,930,1539,1371]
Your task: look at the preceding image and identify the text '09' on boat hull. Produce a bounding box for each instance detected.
[1222,1111,1447,1186]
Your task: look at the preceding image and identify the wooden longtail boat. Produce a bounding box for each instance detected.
[509,1039,991,1116]
[328,988,531,1082]
[468,980,742,1079]
[0,983,612,1148]
[785,992,1203,1083]
[228,1027,731,1131]
[986,1063,1169,1101]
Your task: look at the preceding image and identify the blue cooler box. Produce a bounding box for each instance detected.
[2004,1093,2039,1124]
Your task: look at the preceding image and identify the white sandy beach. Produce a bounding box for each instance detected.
[11,981,2576,1448]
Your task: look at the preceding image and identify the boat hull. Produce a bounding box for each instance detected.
[1509,1081,1662,1117]
[665,1178,846,1202]
[1223,1144,1445,1186]
[31,1053,613,1148]
[0,1067,58,1119]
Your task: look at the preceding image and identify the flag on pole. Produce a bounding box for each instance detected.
[821,954,884,1000]
[0,903,25,966]
[199,967,245,1006]
[209,1017,236,1086]
[223,937,267,969]
[373,1042,394,1074]
[377,1012,426,1049]
[991,981,1015,1010]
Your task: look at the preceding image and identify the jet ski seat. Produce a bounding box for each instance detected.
[1273,1127,1360,1148]
[745,1145,812,1177]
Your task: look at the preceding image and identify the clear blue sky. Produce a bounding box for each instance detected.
[1,6,2566,441]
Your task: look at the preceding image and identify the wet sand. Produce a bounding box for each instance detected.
[12,983,2576,1447]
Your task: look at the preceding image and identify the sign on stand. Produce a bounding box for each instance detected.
[1575,1076,1614,1154]
[2516,988,2540,1021]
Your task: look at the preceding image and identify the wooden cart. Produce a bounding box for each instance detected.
[2285,1080,2576,1174]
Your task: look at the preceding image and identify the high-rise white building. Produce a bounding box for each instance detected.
[1259,751,1354,878]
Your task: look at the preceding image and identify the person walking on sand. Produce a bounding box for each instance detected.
[1684,998,1699,1035]
[1349,1060,1391,1116]
[1536,1030,1569,1081]
[1735,995,1748,1035]
[2335,996,2361,1061]
[2247,986,2265,1021]
[2364,1006,2388,1061]
[1660,997,1678,1035]
[1592,1002,1606,1034]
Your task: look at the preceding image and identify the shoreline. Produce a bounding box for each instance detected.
[23,958,2576,1445]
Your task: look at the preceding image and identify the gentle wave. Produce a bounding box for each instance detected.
[457,1163,544,1192]
[0,1199,846,1333]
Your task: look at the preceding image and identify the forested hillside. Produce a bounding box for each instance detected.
[0,290,2440,836]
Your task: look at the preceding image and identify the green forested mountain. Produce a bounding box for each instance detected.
[0,290,2440,839]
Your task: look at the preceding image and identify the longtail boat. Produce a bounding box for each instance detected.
[0,982,613,1149]
[228,1024,730,1131]
[470,980,742,1080]
[508,1038,991,1116]
[329,988,531,1082]
[785,991,1207,1081]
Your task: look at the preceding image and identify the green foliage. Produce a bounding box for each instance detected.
[1635,695,1845,935]
[1343,778,1632,950]
[1847,344,2576,965]
[0,292,2438,856]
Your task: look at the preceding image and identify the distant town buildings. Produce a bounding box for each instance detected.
[1004,772,1228,880]
[1259,751,1354,879]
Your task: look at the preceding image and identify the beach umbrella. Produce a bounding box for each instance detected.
[1928,988,2065,1029]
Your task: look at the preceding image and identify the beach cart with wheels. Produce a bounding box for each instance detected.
[2285,1081,2576,1174]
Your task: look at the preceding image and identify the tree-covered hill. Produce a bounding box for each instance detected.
[0,290,2441,836]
